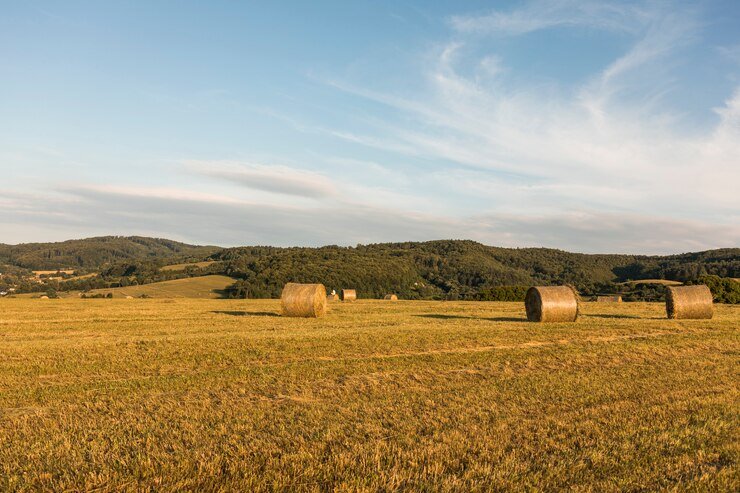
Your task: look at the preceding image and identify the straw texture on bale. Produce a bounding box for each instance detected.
[665,285,713,319]
[597,295,622,302]
[384,294,398,301]
[341,289,357,302]
[280,283,327,318]
[326,294,339,301]
[525,286,579,322]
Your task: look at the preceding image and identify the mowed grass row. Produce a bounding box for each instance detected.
[0,299,738,491]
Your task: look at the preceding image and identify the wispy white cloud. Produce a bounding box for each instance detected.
[2,0,737,253]
[580,7,700,115]
[188,161,336,199]
[717,44,740,65]
[450,0,648,36]
[2,186,736,253]
[322,1,739,225]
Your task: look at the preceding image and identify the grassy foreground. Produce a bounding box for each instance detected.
[0,299,737,491]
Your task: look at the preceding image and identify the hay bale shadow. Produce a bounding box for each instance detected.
[414,314,476,320]
[482,317,528,322]
[587,314,642,319]
[211,311,280,317]
[415,314,527,323]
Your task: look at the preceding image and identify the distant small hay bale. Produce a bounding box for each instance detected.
[125,296,134,299]
[281,283,327,318]
[326,294,339,301]
[597,295,622,302]
[341,289,357,302]
[665,285,713,320]
[525,286,579,322]
[39,295,49,300]
[384,294,398,301]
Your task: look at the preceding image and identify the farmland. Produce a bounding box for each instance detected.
[83,274,235,299]
[14,275,237,299]
[1,298,737,491]
[160,260,220,272]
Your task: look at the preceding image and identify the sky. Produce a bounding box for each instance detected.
[1,0,739,254]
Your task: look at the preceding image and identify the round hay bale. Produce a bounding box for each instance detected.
[39,295,49,300]
[384,294,398,301]
[525,286,579,322]
[596,295,622,302]
[341,289,357,302]
[281,283,327,318]
[326,294,339,301]
[665,285,713,319]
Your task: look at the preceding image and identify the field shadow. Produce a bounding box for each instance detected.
[415,314,527,323]
[587,314,642,319]
[212,311,280,317]
[414,314,476,320]
[482,317,528,322]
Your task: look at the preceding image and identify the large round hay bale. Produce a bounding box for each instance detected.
[281,283,327,318]
[525,286,579,322]
[665,285,713,319]
[341,289,357,302]
[384,294,398,301]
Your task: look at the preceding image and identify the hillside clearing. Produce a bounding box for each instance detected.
[32,269,75,277]
[618,279,683,286]
[160,260,219,271]
[84,274,236,298]
[0,299,737,490]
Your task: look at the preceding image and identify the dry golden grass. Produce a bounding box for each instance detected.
[619,279,683,286]
[0,299,738,491]
[86,274,236,298]
[32,269,76,277]
[160,260,219,272]
[14,275,235,299]
[64,272,99,282]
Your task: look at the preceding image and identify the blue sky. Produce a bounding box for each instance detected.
[1,0,739,253]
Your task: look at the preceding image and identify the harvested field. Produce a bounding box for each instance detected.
[13,275,237,299]
[32,270,75,277]
[160,260,220,272]
[0,299,737,491]
[619,279,683,286]
[85,275,236,298]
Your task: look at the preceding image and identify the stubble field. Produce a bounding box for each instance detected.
[0,298,738,491]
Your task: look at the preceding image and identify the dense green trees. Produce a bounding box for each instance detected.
[210,241,739,302]
[0,236,218,270]
[475,286,529,301]
[3,238,738,302]
[688,275,740,303]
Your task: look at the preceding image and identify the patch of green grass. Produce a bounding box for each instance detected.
[0,299,737,491]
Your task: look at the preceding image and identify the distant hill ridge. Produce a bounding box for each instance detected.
[0,236,219,270]
[206,240,740,299]
[2,237,738,300]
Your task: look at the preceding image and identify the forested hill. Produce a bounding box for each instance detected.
[209,240,739,299]
[2,238,738,301]
[0,236,219,270]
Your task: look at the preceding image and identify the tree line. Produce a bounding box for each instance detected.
[3,239,738,302]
